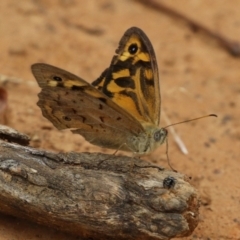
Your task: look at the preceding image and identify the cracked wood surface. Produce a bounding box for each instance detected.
[0,126,199,240]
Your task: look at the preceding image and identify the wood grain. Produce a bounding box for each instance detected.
[0,127,199,240]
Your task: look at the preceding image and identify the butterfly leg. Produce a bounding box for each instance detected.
[128,154,141,173]
[165,137,177,172]
[113,142,136,157]
[97,143,133,167]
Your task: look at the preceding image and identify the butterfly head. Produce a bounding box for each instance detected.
[133,125,168,155]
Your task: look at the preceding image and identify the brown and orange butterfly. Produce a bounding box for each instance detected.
[31,27,167,155]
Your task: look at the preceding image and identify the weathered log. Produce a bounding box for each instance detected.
[0,126,199,240]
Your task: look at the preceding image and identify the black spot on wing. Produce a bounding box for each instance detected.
[99,117,104,123]
[114,77,135,89]
[71,85,85,91]
[112,57,135,76]
[63,116,71,121]
[53,76,62,81]
[128,43,138,54]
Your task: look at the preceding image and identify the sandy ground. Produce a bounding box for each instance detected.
[0,0,240,239]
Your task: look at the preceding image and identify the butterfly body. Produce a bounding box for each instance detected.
[32,27,167,155]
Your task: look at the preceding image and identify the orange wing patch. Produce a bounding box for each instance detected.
[92,27,160,126]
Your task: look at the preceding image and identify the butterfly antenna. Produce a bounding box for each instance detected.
[164,114,217,172]
[164,114,217,129]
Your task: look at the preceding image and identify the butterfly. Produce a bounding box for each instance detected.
[31,27,168,155]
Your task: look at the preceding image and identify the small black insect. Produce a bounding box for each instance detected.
[163,176,176,189]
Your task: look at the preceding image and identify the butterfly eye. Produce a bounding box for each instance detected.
[154,130,161,141]
[128,43,138,54]
[154,129,167,142]
[53,76,62,81]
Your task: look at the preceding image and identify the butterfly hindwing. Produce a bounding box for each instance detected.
[31,63,144,150]
[92,27,160,126]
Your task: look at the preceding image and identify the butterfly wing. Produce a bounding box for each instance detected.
[31,63,144,151]
[92,27,160,126]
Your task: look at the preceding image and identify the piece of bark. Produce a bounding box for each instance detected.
[0,124,30,146]
[0,138,199,240]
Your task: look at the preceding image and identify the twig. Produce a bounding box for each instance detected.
[135,0,240,56]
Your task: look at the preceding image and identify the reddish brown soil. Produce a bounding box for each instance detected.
[0,0,240,239]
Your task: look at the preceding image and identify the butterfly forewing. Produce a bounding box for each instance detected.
[92,27,160,126]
